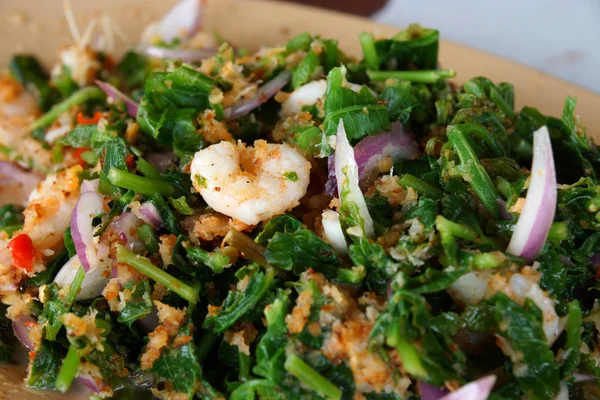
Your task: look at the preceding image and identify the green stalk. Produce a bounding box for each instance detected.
[239,352,251,382]
[359,33,379,70]
[168,196,194,215]
[136,158,162,180]
[136,224,159,253]
[394,337,427,378]
[398,174,443,199]
[489,86,515,120]
[471,251,508,269]
[367,69,456,83]
[196,330,218,363]
[65,266,85,306]
[31,87,105,129]
[116,245,198,303]
[223,229,268,267]
[107,168,174,197]
[562,300,582,376]
[55,344,80,393]
[447,126,500,218]
[435,216,494,246]
[284,354,342,400]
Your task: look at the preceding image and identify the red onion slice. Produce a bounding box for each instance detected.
[321,210,348,255]
[71,191,105,271]
[419,381,449,400]
[54,255,109,300]
[81,179,100,194]
[334,120,374,238]
[146,152,176,172]
[0,161,44,206]
[439,375,496,400]
[141,46,217,62]
[574,372,597,383]
[506,126,556,262]
[95,80,139,118]
[138,202,163,229]
[111,212,145,253]
[12,315,35,351]
[77,373,102,393]
[325,122,419,195]
[226,70,291,121]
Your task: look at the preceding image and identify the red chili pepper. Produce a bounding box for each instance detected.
[77,111,103,125]
[73,147,93,167]
[7,234,36,272]
[596,266,600,279]
[125,154,134,169]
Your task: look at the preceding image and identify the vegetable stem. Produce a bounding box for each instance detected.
[31,87,105,129]
[136,158,162,180]
[547,221,568,242]
[65,266,85,307]
[447,126,500,218]
[136,224,160,253]
[107,168,174,197]
[398,174,443,199]
[367,69,456,83]
[359,33,380,70]
[55,345,80,393]
[116,245,198,303]
[196,330,217,363]
[223,229,269,267]
[284,354,342,400]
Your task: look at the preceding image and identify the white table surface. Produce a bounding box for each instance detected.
[373,0,600,94]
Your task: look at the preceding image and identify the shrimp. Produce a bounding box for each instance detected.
[0,75,53,172]
[0,165,81,292]
[448,267,560,343]
[190,140,311,225]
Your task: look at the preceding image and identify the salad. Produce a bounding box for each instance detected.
[0,0,599,399]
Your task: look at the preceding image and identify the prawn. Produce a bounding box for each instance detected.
[0,75,54,172]
[448,268,560,343]
[190,140,311,225]
[0,165,81,292]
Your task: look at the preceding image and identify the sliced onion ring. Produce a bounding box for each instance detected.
[95,80,139,118]
[440,375,496,400]
[325,122,419,195]
[138,202,163,229]
[321,210,348,255]
[506,126,556,262]
[226,70,291,121]
[12,315,35,351]
[71,190,105,271]
[334,120,374,238]
[419,381,449,400]
[54,255,109,300]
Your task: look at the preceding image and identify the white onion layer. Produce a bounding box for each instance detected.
[506,126,556,262]
[321,210,348,255]
[334,120,374,238]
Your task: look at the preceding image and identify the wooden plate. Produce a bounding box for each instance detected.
[0,0,598,398]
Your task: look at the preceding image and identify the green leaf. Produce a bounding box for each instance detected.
[265,229,339,275]
[203,270,274,334]
[375,25,439,70]
[292,50,319,89]
[323,67,390,140]
[117,281,153,327]
[253,291,289,383]
[10,55,56,110]
[117,51,150,88]
[0,204,24,234]
[491,293,560,399]
[150,322,202,397]
[27,340,63,389]
[255,215,302,245]
[380,84,419,124]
